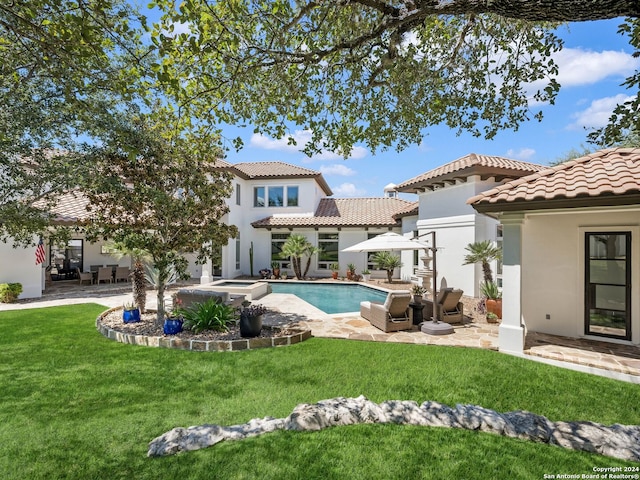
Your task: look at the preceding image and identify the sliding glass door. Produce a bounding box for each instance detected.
[585,232,631,340]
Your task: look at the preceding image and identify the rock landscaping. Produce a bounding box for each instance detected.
[148,395,640,463]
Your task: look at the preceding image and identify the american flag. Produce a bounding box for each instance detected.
[35,238,46,265]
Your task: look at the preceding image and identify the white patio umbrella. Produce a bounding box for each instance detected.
[341,232,429,252]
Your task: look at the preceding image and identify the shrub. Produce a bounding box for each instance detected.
[0,283,23,303]
[181,299,237,333]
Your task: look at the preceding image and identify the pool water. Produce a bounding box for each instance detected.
[269,282,388,314]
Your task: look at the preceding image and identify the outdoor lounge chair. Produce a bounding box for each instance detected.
[436,288,464,324]
[96,267,113,284]
[114,266,130,283]
[76,268,93,286]
[360,290,413,332]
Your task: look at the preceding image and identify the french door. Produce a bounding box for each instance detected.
[585,232,631,340]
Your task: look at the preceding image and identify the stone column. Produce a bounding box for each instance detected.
[499,214,525,355]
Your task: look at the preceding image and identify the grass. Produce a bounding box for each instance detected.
[0,304,638,479]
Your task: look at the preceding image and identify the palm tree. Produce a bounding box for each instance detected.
[302,244,321,279]
[371,251,402,283]
[280,234,311,279]
[104,241,150,313]
[462,240,502,284]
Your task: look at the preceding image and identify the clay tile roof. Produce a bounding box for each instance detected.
[468,148,640,213]
[230,161,333,195]
[396,153,545,193]
[50,191,90,224]
[251,197,417,228]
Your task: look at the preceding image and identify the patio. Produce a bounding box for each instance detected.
[5,279,640,382]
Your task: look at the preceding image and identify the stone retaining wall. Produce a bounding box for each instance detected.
[96,310,312,352]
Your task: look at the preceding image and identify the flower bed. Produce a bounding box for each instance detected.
[96,307,312,352]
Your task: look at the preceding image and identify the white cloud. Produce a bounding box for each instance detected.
[250,131,368,160]
[505,148,536,161]
[319,164,356,176]
[553,48,639,87]
[568,94,633,130]
[332,182,367,197]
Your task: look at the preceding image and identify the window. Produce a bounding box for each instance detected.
[236,183,241,205]
[268,186,284,207]
[287,186,299,207]
[254,186,265,207]
[317,233,339,269]
[235,234,241,270]
[254,186,299,207]
[585,232,631,340]
[271,233,290,269]
[49,239,83,280]
[496,224,503,288]
[367,233,383,271]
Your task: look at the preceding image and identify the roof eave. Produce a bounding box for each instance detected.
[471,194,640,215]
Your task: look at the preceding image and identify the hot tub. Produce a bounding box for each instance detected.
[205,280,270,301]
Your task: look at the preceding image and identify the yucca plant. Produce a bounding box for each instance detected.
[181,299,237,333]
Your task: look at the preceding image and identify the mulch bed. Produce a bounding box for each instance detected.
[99,308,297,341]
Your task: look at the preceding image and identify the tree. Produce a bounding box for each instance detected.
[0,0,152,246]
[80,108,238,325]
[280,234,317,280]
[463,240,502,284]
[104,241,151,314]
[371,251,403,283]
[151,1,640,157]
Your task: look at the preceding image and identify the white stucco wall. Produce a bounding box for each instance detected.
[0,239,41,299]
[519,207,640,345]
[414,178,501,297]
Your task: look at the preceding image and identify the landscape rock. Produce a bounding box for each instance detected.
[147,395,640,462]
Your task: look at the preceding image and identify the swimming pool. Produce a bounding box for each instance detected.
[269,282,388,314]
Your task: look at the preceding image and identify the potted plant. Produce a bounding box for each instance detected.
[281,271,288,280]
[270,261,281,279]
[122,301,141,323]
[329,263,340,279]
[239,301,268,338]
[259,268,271,279]
[163,295,184,335]
[411,285,427,304]
[361,269,371,281]
[486,312,499,324]
[346,263,356,280]
[480,281,502,319]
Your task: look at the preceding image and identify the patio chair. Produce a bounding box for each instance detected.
[436,288,464,324]
[96,266,113,284]
[114,266,130,283]
[76,268,93,286]
[360,290,413,332]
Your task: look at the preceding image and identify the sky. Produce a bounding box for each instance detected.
[211,17,639,199]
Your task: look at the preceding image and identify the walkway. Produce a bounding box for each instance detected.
[2,281,639,383]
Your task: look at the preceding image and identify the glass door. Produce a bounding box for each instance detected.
[585,232,631,340]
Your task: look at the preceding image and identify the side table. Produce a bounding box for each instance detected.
[409,302,425,325]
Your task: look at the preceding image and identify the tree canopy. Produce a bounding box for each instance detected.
[150,0,640,156]
[80,108,238,323]
[0,0,151,245]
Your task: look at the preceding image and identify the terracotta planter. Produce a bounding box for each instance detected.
[485,299,502,319]
[332,272,338,279]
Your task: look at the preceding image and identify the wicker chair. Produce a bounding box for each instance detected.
[114,266,130,283]
[96,266,113,284]
[76,268,93,286]
[360,290,413,332]
[436,288,464,324]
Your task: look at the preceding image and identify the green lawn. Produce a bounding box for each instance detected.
[0,304,638,479]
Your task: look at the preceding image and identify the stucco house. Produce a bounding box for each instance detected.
[468,148,640,352]
[395,154,544,296]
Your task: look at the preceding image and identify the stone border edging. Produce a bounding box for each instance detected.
[96,307,312,352]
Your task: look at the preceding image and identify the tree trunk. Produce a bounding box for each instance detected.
[482,261,493,284]
[156,282,166,327]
